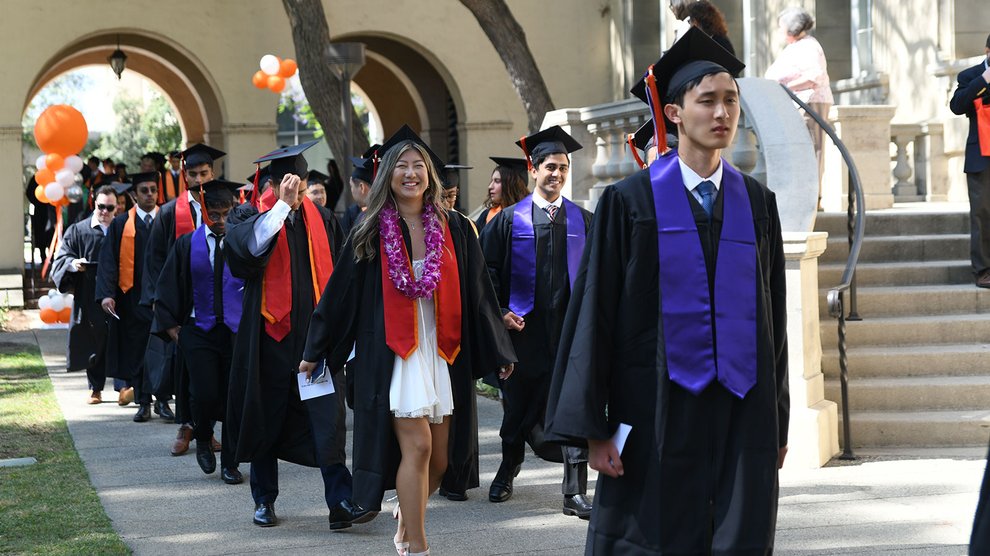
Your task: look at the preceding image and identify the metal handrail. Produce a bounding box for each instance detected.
[778,84,865,460]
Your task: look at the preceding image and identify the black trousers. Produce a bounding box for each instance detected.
[500,371,588,496]
[178,324,232,468]
[968,169,990,274]
[133,325,169,405]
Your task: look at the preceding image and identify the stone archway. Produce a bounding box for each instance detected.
[27,30,225,147]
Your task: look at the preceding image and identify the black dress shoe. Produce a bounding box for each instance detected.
[153,400,175,422]
[222,467,243,484]
[253,503,277,527]
[133,404,151,423]
[563,494,593,519]
[196,441,216,474]
[488,462,521,503]
[328,499,378,530]
[439,486,468,501]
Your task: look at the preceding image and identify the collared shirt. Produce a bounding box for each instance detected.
[248,199,292,257]
[186,191,202,229]
[531,191,563,212]
[135,205,158,225]
[207,231,222,270]
[678,157,723,206]
[90,212,109,236]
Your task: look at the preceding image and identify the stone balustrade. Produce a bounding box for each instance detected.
[889,122,948,203]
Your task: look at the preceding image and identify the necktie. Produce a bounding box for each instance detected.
[212,234,225,325]
[544,204,558,222]
[143,214,152,226]
[697,181,716,219]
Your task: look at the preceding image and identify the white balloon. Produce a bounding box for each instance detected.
[38,295,51,310]
[44,182,64,202]
[50,295,65,312]
[35,154,47,170]
[260,54,281,76]
[56,169,75,188]
[64,155,84,174]
[65,293,74,307]
[48,289,58,297]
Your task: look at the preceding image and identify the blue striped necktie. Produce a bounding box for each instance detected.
[696,180,716,219]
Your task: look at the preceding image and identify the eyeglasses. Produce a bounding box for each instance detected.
[96,204,116,212]
[137,187,157,195]
[442,192,458,201]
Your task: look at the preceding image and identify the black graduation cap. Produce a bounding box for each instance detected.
[514,126,582,171]
[144,152,166,167]
[200,179,241,204]
[349,156,373,184]
[128,172,160,186]
[361,144,381,159]
[254,139,319,183]
[182,143,226,168]
[305,170,328,185]
[489,156,529,178]
[631,120,656,151]
[442,165,472,189]
[376,125,445,172]
[247,167,271,186]
[109,182,133,195]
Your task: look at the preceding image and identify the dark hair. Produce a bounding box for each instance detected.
[94,185,116,199]
[325,159,344,210]
[532,153,569,170]
[102,158,114,165]
[487,165,529,209]
[168,151,180,158]
[87,156,100,165]
[204,191,236,211]
[687,1,728,37]
[669,72,738,107]
[986,33,990,49]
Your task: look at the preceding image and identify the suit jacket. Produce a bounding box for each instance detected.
[949,60,990,174]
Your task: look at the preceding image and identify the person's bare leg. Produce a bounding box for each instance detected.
[393,417,432,554]
[427,417,451,495]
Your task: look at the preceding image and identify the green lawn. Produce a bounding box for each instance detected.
[0,341,129,555]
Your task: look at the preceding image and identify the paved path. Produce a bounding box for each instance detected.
[10,328,986,555]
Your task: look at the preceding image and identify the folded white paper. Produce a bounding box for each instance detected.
[611,423,632,455]
[297,370,334,400]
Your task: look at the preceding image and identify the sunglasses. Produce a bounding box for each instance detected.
[96,204,116,212]
[137,187,158,195]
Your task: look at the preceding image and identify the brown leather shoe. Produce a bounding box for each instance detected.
[977,270,990,289]
[118,387,134,406]
[87,391,102,405]
[211,435,222,453]
[171,424,194,456]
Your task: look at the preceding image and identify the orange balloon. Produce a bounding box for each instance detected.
[278,59,298,78]
[58,195,70,207]
[39,307,57,324]
[45,153,65,172]
[35,168,55,185]
[267,75,286,93]
[58,307,72,323]
[34,105,88,157]
[34,184,49,204]
[252,70,268,89]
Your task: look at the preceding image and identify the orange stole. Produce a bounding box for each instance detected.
[118,207,138,293]
[380,223,462,364]
[260,196,334,341]
[174,194,196,238]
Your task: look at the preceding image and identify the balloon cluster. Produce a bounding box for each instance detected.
[39,290,73,324]
[252,54,298,94]
[32,105,89,206]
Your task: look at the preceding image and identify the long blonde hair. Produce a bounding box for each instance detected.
[351,141,449,261]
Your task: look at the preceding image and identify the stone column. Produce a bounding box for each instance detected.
[0,124,24,306]
[221,122,277,185]
[923,122,949,202]
[822,105,897,211]
[782,231,840,469]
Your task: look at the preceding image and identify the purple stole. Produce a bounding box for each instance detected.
[508,194,586,316]
[651,153,757,398]
[191,225,244,334]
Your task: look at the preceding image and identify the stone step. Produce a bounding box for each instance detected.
[824,376,990,411]
[837,409,990,448]
[819,234,968,264]
[816,284,990,317]
[819,313,990,347]
[821,343,990,378]
[818,260,971,287]
[815,211,967,237]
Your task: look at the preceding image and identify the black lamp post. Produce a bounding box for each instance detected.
[108,35,127,80]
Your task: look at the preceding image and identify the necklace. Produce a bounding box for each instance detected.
[380,203,443,299]
[401,216,417,230]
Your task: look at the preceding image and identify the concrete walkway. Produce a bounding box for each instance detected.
[12,328,987,555]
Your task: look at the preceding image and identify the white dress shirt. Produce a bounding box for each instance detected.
[135,205,158,225]
[186,191,202,229]
[531,191,563,214]
[248,199,292,257]
[678,157,723,206]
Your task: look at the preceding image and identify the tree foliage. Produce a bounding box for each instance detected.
[95,92,181,166]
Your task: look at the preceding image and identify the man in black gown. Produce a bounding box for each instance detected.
[224,141,372,529]
[545,28,789,554]
[52,186,117,403]
[338,146,377,237]
[153,179,244,485]
[479,126,594,518]
[96,174,173,422]
[143,144,224,455]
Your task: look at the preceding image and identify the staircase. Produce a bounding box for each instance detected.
[816,210,990,449]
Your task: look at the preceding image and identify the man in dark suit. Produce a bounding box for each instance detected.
[950,33,990,288]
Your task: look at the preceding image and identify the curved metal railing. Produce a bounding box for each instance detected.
[779,84,865,460]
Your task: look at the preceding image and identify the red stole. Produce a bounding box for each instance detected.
[174,194,196,238]
[260,196,334,341]
[976,97,990,157]
[380,223,462,364]
[119,207,137,293]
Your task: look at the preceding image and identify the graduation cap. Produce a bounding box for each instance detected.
[144,152,166,167]
[128,172,160,187]
[305,169,329,185]
[489,156,529,179]
[442,164,472,189]
[182,143,226,168]
[199,179,241,205]
[514,126,582,172]
[109,181,133,195]
[247,167,271,186]
[375,125,445,174]
[254,139,319,183]
[629,26,745,154]
[349,156,373,184]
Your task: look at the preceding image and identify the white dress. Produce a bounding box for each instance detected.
[388,259,455,423]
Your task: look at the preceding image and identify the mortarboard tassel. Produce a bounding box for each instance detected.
[645,65,669,154]
[250,165,261,209]
[627,134,647,169]
[519,136,533,172]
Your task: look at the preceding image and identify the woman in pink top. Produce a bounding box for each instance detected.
[766,7,833,203]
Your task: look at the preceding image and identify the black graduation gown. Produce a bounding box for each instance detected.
[95,211,154,382]
[25,176,55,259]
[339,203,364,238]
[52,220,107,372]
[544,168,789,555]
[224,202,344,467]
[302,211,516,511]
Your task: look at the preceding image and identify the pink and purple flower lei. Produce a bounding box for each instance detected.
[380,202,444,299]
